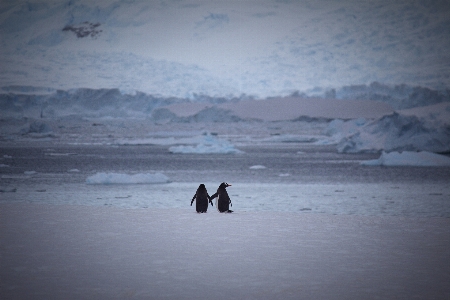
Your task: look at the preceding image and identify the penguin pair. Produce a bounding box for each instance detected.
[191,182,233,213]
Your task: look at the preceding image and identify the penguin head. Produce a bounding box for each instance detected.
[198,184,206,190]
[219,182,231,189]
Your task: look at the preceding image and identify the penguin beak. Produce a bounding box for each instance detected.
[226,183,232,187]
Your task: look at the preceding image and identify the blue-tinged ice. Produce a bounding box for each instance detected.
[86,172,170,185]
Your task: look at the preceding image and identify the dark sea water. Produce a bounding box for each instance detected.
[1,144,449,216]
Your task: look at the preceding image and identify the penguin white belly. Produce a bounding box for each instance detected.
[215,195,219,212]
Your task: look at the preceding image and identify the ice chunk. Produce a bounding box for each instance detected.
[249,165,266,169]
[86,172,170,185]
[361,151,450,167]
[168,133,243,154]
[337,112,450,153]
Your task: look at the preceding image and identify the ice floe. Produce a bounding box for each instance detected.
[86,172,170,185]
[361,151,450,167]
[249,165,266,169]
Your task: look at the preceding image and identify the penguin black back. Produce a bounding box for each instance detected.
[191,184,212,213]
[210,182,233,213]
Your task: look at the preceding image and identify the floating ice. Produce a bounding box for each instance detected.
[86,172,170,185]
[249,165,266,169]
[261,134,318,143]
[361,151,450,167]
[168,133,243,154]
[337,111,450,153]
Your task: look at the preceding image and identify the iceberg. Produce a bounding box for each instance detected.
[361,151,450,167]
[337,111,450,153]
[86,172,170,185]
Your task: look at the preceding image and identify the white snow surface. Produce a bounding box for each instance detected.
[86,172,170,185]
[361,151,450,167]
[1,0,449,98]
[1,203,449,299]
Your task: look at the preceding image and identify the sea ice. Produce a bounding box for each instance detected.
[361,151,450,167]
[2,203,448,299]
[86,172,170,185]
[249,165,266,169]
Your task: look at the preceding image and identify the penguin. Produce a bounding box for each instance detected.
[210,182,233,213]
[191,184,213,213]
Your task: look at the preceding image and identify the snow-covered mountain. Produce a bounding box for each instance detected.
[1,0,449,98]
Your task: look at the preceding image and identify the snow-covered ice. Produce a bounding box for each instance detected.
[1,203,449,300]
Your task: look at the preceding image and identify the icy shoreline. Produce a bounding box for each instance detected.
[1,203,449,300]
